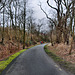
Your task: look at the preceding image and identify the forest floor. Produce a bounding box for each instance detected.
[0,43,22,61]
[46,43,75,74]
[0,42,40,61]
[0,42,40,74]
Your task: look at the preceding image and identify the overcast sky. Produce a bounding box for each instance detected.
[0,0,57,32]
[27,0,57,32]
[28,0,56,20]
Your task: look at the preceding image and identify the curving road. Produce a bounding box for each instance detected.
[1,44,72,75]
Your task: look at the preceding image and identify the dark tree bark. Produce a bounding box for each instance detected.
[1,3,5,44]
[69,1,75,55]
[0,0,1,2]
[23,1,26,49]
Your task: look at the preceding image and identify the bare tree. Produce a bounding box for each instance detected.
[23,0,26,49]
[69,0,75,54]
[39,0,73,44]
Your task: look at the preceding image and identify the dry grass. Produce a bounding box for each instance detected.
[48,43,75,64]
[0,42,23,61]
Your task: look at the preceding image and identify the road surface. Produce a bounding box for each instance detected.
[1,44,72,75]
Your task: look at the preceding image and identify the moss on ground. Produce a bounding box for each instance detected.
[0,44,40,74]
[44,45,64,62]
[44,45,75,74]
[0,49,27,74]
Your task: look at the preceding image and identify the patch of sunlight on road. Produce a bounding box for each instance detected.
[59,68,62,71]
[55,65,62,71]
[55,65,59,68]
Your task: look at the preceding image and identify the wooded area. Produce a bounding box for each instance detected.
[0,0,75,60]
[40,0,75,55]
[0,0,49,60]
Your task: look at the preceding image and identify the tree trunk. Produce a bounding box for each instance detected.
[23,2,26,49]
[69,26,74,55]
[69,2,75,55]
[2,5,5,44]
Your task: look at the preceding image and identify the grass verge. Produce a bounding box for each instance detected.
[0,44,39,74]
[44,45,75,75]
[0,49,27,74]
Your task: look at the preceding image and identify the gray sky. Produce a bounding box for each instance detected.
[0,0,56,31]
[28,0,56,20]
[27,0,46,19]
[27,0,57,32]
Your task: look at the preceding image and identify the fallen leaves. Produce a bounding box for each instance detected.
[48,43,75,64]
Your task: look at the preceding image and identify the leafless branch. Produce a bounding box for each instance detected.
[54,0,58,4]
[47,0,58,11]
[38,4,56,27]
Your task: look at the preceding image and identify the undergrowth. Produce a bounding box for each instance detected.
[44,45,75,74]
[0,49,27,74]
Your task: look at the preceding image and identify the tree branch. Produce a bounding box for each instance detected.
[39,4,56,27]
[0,0,9,10]
[47,0,58,11]
[54,0,58,4]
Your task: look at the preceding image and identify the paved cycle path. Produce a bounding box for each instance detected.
[1,44,72,75]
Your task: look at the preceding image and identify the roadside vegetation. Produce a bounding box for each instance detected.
[0,44,40,74]
[0,0,49,62]
[44,45,75,74]
[40,0,75,55]
[42,0,75,74]
[0,49,26,74]
[0,0,75,74]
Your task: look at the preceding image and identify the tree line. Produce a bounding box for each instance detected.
[40,0,75,54]
[0,0,49,53]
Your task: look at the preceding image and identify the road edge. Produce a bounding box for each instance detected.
[44,45,75,75]
[0,44,40,75]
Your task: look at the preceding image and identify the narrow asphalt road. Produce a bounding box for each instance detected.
[1,44,72,75]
